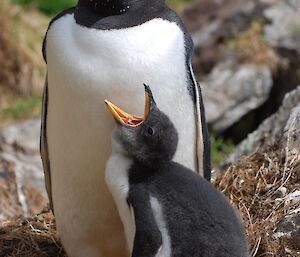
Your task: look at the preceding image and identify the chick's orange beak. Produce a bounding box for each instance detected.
[104,87,149,127]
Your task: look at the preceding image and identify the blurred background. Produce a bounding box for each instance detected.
[0,0,300,255]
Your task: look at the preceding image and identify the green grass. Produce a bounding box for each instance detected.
[0,95,42,121]
[13,0,77,15]
[210,135,234,167]
[13,0,191,15]
[167,0,192,11]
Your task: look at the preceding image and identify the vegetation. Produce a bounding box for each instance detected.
[0,0,46,127]
[210,135,234,167]
[13,0,77,15]
[167,0,192,11]
[226,20,278,71]
[0,95,42,121]
[214,144,300,256]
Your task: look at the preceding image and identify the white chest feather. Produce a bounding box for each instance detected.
[105,150,135,253]
[105,138,171,256]
[46,14,196,257]
[150,196,172,257]
[46,14,196,173]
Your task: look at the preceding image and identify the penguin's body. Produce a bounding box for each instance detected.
[41,1,211,256]
[105,85,249,257]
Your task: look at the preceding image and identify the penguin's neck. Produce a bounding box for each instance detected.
[77,0,165,16]
[111,138,162,179]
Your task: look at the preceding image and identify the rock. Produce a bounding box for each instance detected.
[225,86,300,164]
[282,104,300,151]
[215,86,300,253]
[264,0,300,54]
[180,0,272,76]
[0,157,23,221]
[274,189,300,251]
[180,0,300,137]
[202,59,273,132]
[0,118,47,221]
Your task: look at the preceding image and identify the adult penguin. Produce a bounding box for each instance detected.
[40,1,211,257]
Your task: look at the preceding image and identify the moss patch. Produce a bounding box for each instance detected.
[0,95,42,121]
[226,20,279,71]
[211,135,234,167]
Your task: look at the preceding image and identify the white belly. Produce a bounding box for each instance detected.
[46,14,195,257]
[105,150,136,255]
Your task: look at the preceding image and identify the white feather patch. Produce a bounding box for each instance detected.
[150,196,172,257]
[105,148,136,254]
[46,13,201,256]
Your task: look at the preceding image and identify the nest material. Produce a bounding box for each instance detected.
[0,145,299,256]
[0,208,66,257]
[214,144,300,256]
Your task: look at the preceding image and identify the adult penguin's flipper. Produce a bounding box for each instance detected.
[40,75,54,212]
[189,63,212,181]
[155,7,211,180]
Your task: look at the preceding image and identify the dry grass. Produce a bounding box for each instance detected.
[0,144,299,256]
[214,144,300,256]
[0,2,32,103]
[226,21,280,71]
[1,0,48,92]
[0,208,66,257]
[0,0,47,127]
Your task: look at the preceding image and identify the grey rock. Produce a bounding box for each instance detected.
[0,118,40,155]
[0,157,23,221]
[221,87,300,246]
[226,86,300,164]
[202,59,273,132]
[264,0,300,54]
[0,118,46,221]
[274,191,300,245]
[180,0,273,77]
[282,105,300,150]
[181,0,299,136]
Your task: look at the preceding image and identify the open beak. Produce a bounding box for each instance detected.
[104,87,150,128]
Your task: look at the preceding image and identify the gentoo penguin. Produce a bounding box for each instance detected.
[104,84,249,257]
[40,0,211,256]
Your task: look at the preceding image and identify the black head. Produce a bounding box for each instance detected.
[105,84,178,167]
[78,0,165,15]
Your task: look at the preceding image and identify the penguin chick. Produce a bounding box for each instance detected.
[104,84,249,257]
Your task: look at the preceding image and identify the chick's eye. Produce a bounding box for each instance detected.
[147,127,154,135]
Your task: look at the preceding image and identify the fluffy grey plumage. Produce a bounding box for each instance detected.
[110,84,249,257]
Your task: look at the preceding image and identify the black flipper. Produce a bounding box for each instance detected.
[40,75,54,212]
[41,7,76,212]
[196,82,211,181]
[161,8,211,181]
[129,186,162,257]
